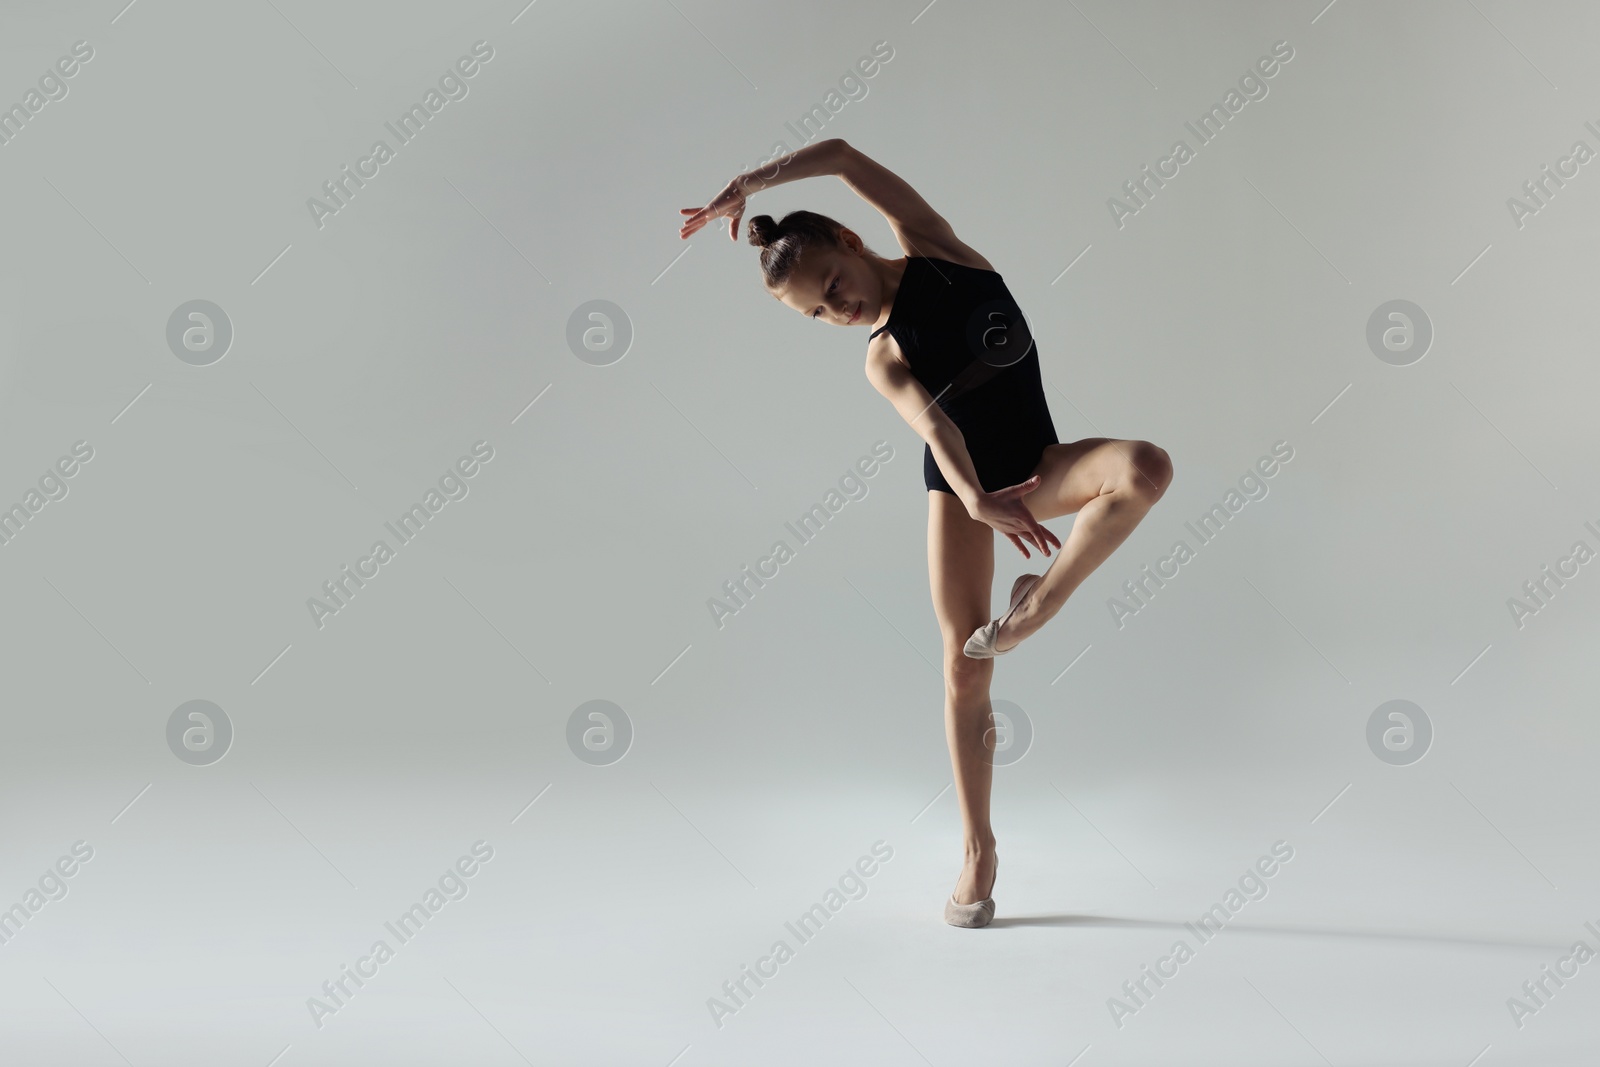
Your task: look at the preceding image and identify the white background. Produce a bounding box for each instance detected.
[1,0,1597,1063]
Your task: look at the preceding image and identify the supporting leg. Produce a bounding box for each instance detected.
[927,490,1001,906]
[945,656,999,904]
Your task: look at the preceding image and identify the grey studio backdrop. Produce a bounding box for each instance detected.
[2,0,1598,1064]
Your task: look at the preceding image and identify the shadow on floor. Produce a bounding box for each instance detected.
[984,913,1567,953]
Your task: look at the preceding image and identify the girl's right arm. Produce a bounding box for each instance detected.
[865,342,1058,559]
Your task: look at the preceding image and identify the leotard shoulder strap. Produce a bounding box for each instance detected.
[868,257,924,341]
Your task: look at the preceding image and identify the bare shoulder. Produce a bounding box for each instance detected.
[864,326,910,374]
[833,142,996,272]
[901,224,995,273]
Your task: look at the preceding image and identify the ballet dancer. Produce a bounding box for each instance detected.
[679,139,1173,927]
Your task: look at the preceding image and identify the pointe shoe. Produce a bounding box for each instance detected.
[963,573,1041,659]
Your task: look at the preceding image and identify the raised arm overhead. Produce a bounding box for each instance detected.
[680,139,989,268]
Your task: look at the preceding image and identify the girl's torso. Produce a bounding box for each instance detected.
[869,254,1044,416]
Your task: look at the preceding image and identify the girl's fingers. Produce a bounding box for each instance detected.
[1018,521,1053,556]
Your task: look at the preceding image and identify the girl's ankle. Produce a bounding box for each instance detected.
[963,839,997,860]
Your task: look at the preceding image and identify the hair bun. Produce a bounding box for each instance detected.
[747,214,779,248]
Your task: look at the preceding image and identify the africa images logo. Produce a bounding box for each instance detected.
[306,41,495,230]
[306,441,495,630]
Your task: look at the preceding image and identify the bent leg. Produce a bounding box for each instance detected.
[1000,439,1174,650]
[927,489,1002,905]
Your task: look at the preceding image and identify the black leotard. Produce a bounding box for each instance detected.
[870,256,1058,496]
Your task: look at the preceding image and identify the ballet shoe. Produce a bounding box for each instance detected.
[944,854,998,927]
[944,892,996,928]
[963,573,1041,659]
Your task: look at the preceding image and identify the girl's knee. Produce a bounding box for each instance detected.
[1122,441,1173,499]
[942,652,992,697]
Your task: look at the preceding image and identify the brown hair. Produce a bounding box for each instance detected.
[746,210,849,290]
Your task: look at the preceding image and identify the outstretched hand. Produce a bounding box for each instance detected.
[679,179,747,241]
[969,476,1061,559]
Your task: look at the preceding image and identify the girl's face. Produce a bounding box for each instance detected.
[776,240,879,327]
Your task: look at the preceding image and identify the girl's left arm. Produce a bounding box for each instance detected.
[679,140,846,241]
[743,139,954,243]
[685,139,971,259]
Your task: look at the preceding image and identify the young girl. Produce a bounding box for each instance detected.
[679,139,1173,927]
